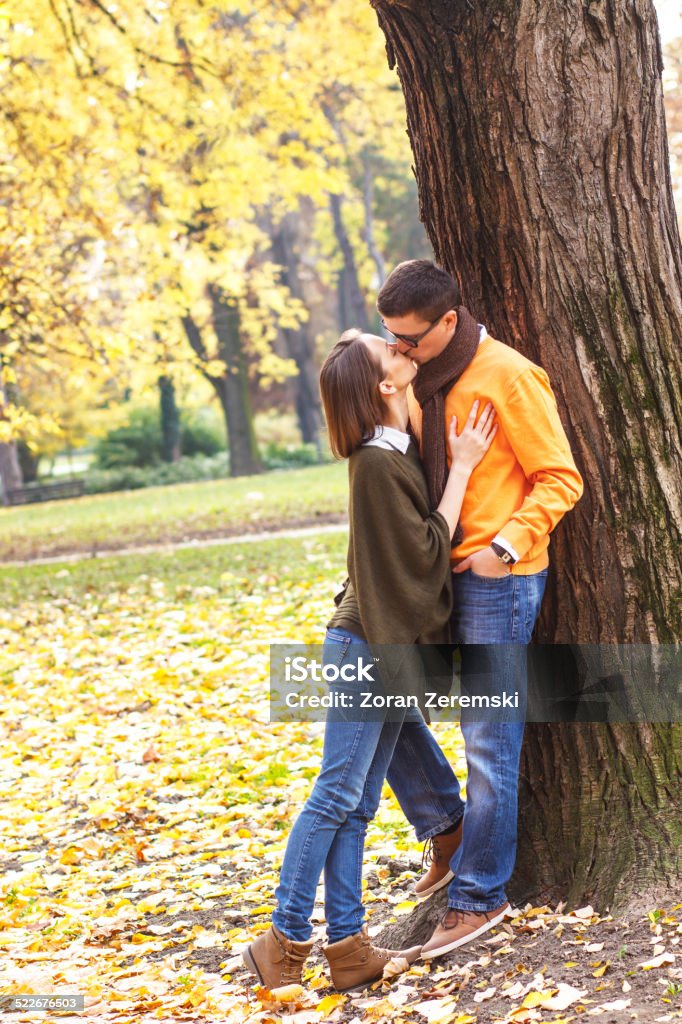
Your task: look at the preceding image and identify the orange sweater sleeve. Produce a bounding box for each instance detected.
[492,366,583,561]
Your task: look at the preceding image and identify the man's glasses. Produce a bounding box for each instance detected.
[381,314,446,349]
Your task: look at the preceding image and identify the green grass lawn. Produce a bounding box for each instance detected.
[0,462,348,563]
[0,529,349,606]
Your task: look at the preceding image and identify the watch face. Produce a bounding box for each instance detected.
[492,543,514,564]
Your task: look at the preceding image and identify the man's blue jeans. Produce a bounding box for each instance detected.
[273,627,455,943]
[387,568,548,912]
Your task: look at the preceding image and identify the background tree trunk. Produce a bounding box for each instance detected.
[270,206,324,448]
[371,0,682,915]
[330,192,370,331]
[0,441,22,503]
[362,148,387,290]
[0,373,23,502]
[208,287,263,477]
[362,149,392,343]
[16,440,39,483]
[182,293,263,478]
[158,375,181,463]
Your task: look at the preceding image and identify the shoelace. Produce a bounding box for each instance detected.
[368,942,396,961]
[439,907,468,931]
[421,834,443,871]
[282,962,304,983]
[360,931,398,962]
[274,933,309,983]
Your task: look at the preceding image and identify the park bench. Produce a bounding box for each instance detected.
[5,479,86,506]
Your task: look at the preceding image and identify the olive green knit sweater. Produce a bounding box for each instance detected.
[328,440,453,699]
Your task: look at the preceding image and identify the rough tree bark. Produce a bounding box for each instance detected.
[182,290,263,478]
[370,0,682,924]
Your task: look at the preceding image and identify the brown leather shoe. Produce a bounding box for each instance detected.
[414,821,462,900]
[242,925,314,988]
[323,925,421,991]
[421,902,510,959]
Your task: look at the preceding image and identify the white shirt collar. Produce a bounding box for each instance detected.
[362,425,411,453]
[478,324,488,342]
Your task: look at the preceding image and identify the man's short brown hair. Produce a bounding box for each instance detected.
[377,259,461,320]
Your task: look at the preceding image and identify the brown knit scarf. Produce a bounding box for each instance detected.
[412,305,481,537]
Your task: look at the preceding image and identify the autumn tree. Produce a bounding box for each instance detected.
[1,1,319,469]
[370,0,682,919]
[2,0,433,471]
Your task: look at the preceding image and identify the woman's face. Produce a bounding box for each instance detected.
[360,334,418,392]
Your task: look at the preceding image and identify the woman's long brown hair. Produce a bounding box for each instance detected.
[319,330,386,459]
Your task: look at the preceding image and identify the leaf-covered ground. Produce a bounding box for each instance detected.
[0,534,680,1024]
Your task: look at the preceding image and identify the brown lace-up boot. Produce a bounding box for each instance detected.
[414,820,463,899]
[242,925,314,989]
[323,925,421,991]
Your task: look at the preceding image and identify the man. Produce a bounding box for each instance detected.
[379,260,583,959]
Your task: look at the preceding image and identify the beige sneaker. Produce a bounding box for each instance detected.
[421,902,510,959]
[414,821,463,900]
[242,925,314,988]
[323,925,421,991]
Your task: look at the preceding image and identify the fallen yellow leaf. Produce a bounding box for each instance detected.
[521,990,552,1009]
[316,993,346,1014]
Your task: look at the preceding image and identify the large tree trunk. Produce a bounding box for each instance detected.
[270,205,324,448]
[371,0,682,915]
[182,292,263,478]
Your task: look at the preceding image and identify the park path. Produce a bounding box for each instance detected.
[1,522,348,569]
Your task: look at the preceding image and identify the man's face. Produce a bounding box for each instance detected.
[381,310,458,364]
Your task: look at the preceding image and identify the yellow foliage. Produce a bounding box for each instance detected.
[1,0,411,440]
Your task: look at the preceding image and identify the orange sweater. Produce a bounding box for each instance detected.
[408,334,583,574]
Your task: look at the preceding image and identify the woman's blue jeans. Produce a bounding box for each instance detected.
[272,626,457,943]
[387,568,549,913]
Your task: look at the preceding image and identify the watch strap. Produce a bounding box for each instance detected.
[491,541,516,565]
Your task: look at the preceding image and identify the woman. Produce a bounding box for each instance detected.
[243,329,496,992]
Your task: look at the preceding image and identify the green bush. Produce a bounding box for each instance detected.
[94,407,163,469]
[261,442,329,469]
[181,408,226,457]
[84,454,230,494]
[83,446,331,495]
[94,406,226,469]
